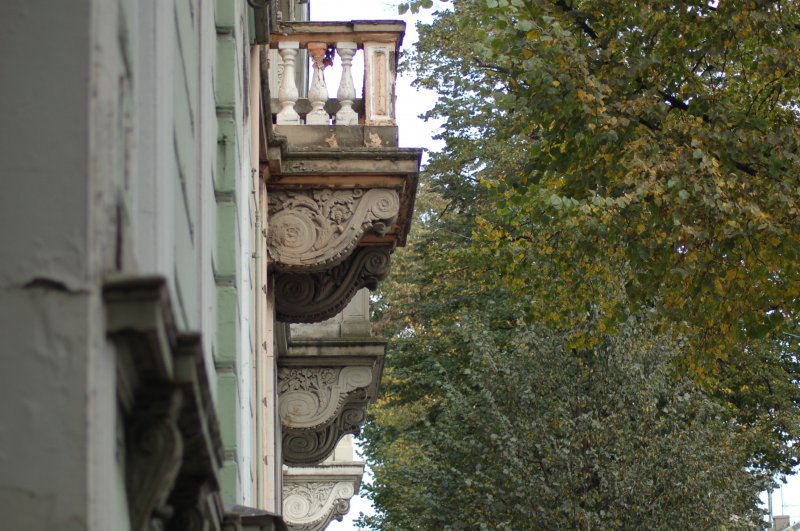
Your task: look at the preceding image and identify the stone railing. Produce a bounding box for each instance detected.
[269,21,405,126]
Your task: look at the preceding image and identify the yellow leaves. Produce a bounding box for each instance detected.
[766,234,782,247]
[551,80,561,88]
[713,279,726,296]
[576,88,595,104]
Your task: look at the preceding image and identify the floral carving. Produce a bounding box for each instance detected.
[267,188,399,271]
[279,368,338,393]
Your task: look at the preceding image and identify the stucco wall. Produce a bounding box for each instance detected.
[0,0,129,528]
[0,0,261,527]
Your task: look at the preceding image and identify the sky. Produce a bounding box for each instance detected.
[307,1,800,529]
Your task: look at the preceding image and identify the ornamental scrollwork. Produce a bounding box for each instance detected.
[267,188,399,272]
[283,481,357,531]
[275,246,391,323]
[126,389,184,531]
[283,403,368,466]
[278,366,374,430]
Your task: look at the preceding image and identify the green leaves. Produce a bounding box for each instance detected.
[363,0,800,527]
[363,309,771,529]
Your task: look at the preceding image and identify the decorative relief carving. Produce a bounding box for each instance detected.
[279,366,373,430]
[126,389,184,531]
[283,481,356,531]
[275,246,391,323]
[268,188,399,271]
[283,403,367,466]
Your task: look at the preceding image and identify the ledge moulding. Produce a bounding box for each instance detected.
[268,188,399,272]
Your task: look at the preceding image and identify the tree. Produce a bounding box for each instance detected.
[363,306,768,529]
[359,0,800,527]
[406,0,800,366]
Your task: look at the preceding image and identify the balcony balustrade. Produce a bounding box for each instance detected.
[269,21,404,127]
[264,20,420,326]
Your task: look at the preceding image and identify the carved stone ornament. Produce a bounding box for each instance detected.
[105,278,226,531]
[278,366,373,430]
[275,246,391,323]
[282,481,356,531]
[283,403,367,466]
[268,188,399,271]
[126,388,184,531]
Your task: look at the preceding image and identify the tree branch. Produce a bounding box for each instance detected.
[553,0,600,41]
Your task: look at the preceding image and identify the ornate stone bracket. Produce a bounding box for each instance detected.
[168,334,226,530]
[282,482,356,531]
[283,402,367,466]
[282,436,365,531]
[126,387,184,531]
[278,366,373,430]
[268,188,399,272]
[278,335,384,466]
[274,246,391,323]
[104,277,226,531]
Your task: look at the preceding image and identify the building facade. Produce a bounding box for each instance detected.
[0,0,419,529]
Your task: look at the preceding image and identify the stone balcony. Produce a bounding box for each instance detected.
[263,20,421,325]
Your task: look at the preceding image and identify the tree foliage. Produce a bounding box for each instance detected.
[363,311,767,529]
[408,0,800,365]
[360,0,800,528]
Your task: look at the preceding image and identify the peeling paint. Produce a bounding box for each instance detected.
[324,133,338,149]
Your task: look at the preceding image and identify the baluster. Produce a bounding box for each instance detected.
[335,42,358,126]
[306,43,330,125]
[364,42,396,126]
[277,42,300,125]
